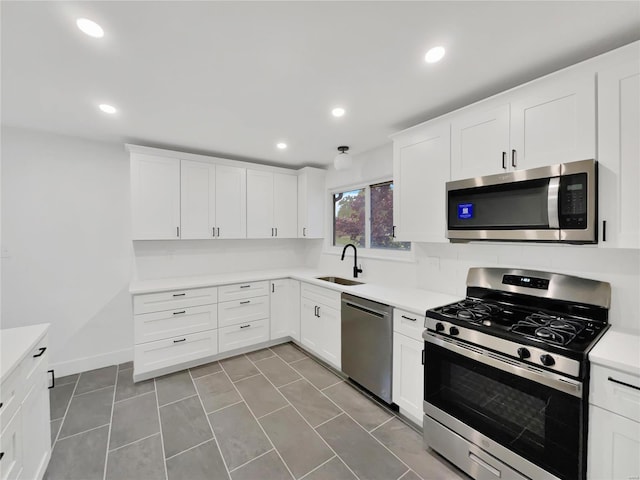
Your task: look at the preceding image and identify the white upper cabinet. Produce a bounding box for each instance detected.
[393,121,450,242]
[297,167,326,238]
[597,57,640,248]
[450,72,596,180]
[215,165,247,239]
[180,160,216,239]
[451,104,510,180]
[180,161,246,240]
[247,170,297,238]
[131,153,181,240]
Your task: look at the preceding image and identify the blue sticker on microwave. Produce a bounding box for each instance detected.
[458,203,473,220]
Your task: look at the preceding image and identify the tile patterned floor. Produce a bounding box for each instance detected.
[45,342,467,480]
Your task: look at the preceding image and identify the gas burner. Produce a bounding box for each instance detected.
[510,312,584,346]
[534,327,569,345]
[440,299,503,324]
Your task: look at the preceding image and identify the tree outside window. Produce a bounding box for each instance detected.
[333,188,365,247]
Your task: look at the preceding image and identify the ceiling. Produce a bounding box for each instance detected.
[2,1,639,168]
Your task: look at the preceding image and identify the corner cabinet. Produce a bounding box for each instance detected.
[297,167,326,238]
[131,154,181,240]
[392,121,450,243]
[247,170,298,239]
[450,72,596,180]
[597,55,640,248]
[270,279,301,341]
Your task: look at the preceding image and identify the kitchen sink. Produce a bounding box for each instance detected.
[316,276,364,286]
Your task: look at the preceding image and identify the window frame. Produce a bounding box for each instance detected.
[327,178,414,262]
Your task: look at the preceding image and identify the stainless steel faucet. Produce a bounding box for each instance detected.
[341,243,363,278]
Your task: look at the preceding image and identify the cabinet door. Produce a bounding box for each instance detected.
[317,304,341,370]
[273,173,298,238]
[450,104,510,180]
[180,160,216,239]
[21,376,51,480]
[131,154,181,240]
[270,279,300,341]
[598,60,640,248]
[215,165,247,239]
[246,170,274,238]
[510,74,595,170]
[393,121,450,242]
[300,298,320,353]
[588,405,640,480]
[392,334,424,425]
[298,169,325,238]
[0,408,22,480]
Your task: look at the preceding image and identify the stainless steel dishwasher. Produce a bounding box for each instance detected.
[341,293,393,403]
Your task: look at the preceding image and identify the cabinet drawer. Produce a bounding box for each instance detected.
[0,407,22,480]
[301,283,341,309]
[0,368,21,436]
[134,329,218,376]
[23,334,48,387]
[219,319,269,354]
[590,364,640,422]
[393,309,424,341]
[133,286,218,314]
[218,296,269,328]
[218,281,269,302]
[135,304,218,344]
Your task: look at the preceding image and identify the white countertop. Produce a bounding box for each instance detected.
[0,323,49,381]
[130,268,462,315]
[589,328,640,377]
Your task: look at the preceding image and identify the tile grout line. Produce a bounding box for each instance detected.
[251,357,303,390]
[189,369,224,382]
[73,384,116,398]
[276,377,304,390]
[231,372,263,384]
[244,350,360,480]
[51,373,81,449]
[188,368,234,480]
[113,389,156,405]
[153,378,169,480]
[219,361,297,480]
[157,392,199,408]
[227,448,275,473]
[311,412,344,430]
[107,432,161,454]
[396,467,412,480]
[297,455,337,480]
[163,436,215,462]
[206,399,245,416]
[256,404,290,420]
[102,364,119,480]
[368,415,395,434]
[320,379,344,391]
[56,423,112,442]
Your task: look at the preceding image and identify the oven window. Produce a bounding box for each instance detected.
[425,342,583,480]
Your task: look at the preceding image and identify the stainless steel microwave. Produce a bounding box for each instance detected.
[446,159,597,244]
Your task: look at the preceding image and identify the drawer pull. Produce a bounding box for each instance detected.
[173,338,187,344]
[0,402,3,409]
[608,376,640,391]
[240,324,251,329]
[172,293,186,297]
[240,300,251,305]
[0,452,4,461]
[401,315,417,322]
[33,347,47,358]
[49,370,55,389]
[173,310,186,315]
[240,285,251,289]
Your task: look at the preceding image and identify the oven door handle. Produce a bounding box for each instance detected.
[424,333,582,398]
[547,177,560,229]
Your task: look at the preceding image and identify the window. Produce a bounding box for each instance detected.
[333,181,410,251]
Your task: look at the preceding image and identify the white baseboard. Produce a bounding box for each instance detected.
[51,347,133,377]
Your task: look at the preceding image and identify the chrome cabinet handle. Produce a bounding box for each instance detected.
[33,347,47,358]
[401,315,417,322]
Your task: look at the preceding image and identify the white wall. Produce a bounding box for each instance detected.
[315,143,640,332]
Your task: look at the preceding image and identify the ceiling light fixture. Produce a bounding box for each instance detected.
[276,142,287,150]
[425,46,445,64]
[334,146,352,170]
[332,107,346,118]
[99,104,117,114]
[76,18,104,38]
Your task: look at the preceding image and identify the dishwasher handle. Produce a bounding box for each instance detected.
[343,300,389,318]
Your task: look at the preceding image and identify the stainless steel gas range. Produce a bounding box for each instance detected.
[423,267,611,480]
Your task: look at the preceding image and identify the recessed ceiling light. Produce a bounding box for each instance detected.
[425,46,445,64]
[99,104,117,114]
[276,142,287,150]
[76,18,104,38]
[332,107,346,118]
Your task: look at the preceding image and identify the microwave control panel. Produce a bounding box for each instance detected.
[559,173,587,229]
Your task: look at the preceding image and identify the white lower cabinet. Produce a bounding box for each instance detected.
[0,408,22,480]
[392,308,424,426]
[218,296,269,327]
[300,284,341,370]
[270,279,301,341]
[219,319,269,353]
[134,304,218,344]
[21,377,51,480]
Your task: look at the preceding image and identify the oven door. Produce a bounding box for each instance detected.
[423,334,585,480]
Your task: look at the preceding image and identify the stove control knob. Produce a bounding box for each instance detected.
[449,326,459,336]
[435,323,445,333]
[517,347,530,359]
[540,354,555,367]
